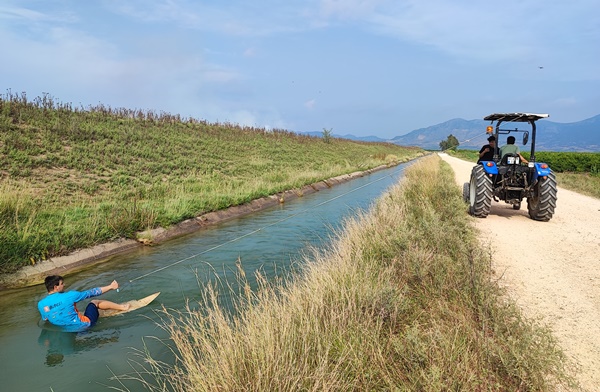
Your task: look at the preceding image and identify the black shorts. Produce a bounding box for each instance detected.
[84,302,100,326]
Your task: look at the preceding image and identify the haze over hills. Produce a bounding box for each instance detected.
[305,114,600,152]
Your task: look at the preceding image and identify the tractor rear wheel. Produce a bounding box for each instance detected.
[527,172,557,221]
[469,165,493,217]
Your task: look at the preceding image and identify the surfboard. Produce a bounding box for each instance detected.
[98,292,161,317]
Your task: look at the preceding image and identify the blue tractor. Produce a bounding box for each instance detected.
[463,113,557,221]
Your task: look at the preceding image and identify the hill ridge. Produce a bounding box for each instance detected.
[304,114,600,152]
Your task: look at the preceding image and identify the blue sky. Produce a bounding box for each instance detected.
[1,1,599,139]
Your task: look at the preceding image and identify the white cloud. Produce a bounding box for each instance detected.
[317,0,386,19]
[0,4,76,23]
[314,0,600,75]
[304,99,316,110]
[551,97,578,108]
[105,0,308,36]
[0,6,47,21]
[243,47,257,57]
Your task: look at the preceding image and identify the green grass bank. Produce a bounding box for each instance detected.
[0,92,423,274]
[133,155,575,391]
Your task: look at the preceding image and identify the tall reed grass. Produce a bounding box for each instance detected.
[128,155,574,391]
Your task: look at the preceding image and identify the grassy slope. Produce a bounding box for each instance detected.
[135,155,574,391]
[0,94,423,272]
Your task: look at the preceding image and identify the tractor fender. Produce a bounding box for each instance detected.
[533,162,552,182]
[479,161,498,175]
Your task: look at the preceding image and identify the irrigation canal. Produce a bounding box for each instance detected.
[0,161,413,391]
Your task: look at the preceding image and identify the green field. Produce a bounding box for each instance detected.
[0,93,423,273]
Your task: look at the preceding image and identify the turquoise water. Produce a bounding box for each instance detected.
[0,163,410,391]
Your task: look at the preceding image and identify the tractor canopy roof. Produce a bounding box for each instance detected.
[484,113,549,122]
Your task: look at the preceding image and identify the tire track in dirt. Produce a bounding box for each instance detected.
[439,153,600,391]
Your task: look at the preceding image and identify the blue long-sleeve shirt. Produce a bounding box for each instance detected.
[38,288,102,330]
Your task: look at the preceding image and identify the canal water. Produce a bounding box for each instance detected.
[0,162,411,391]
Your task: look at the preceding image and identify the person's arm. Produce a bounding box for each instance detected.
[98,280,119,294]
[72,282,117,302]
[519,153,529,164]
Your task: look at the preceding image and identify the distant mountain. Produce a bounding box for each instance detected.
[391,118,485,150]
[299,114,600,152]
[338,134,387,142]
[390,115,600,152]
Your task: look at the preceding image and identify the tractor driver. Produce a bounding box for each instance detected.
[500,136,528,164]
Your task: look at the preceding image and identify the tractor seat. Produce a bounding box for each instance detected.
[500,153,521,165]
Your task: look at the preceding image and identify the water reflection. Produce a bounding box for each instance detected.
[38,326,120,367]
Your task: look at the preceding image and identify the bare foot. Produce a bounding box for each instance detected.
[119,303,131,311]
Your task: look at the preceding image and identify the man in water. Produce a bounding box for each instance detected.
[38,275,130,331]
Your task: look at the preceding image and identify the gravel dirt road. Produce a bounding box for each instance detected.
[439,153,600,391]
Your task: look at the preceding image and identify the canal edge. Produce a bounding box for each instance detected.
[0,160,413,290]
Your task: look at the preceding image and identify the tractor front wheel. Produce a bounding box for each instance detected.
[469,165,493,218]
[527,172,557,221]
